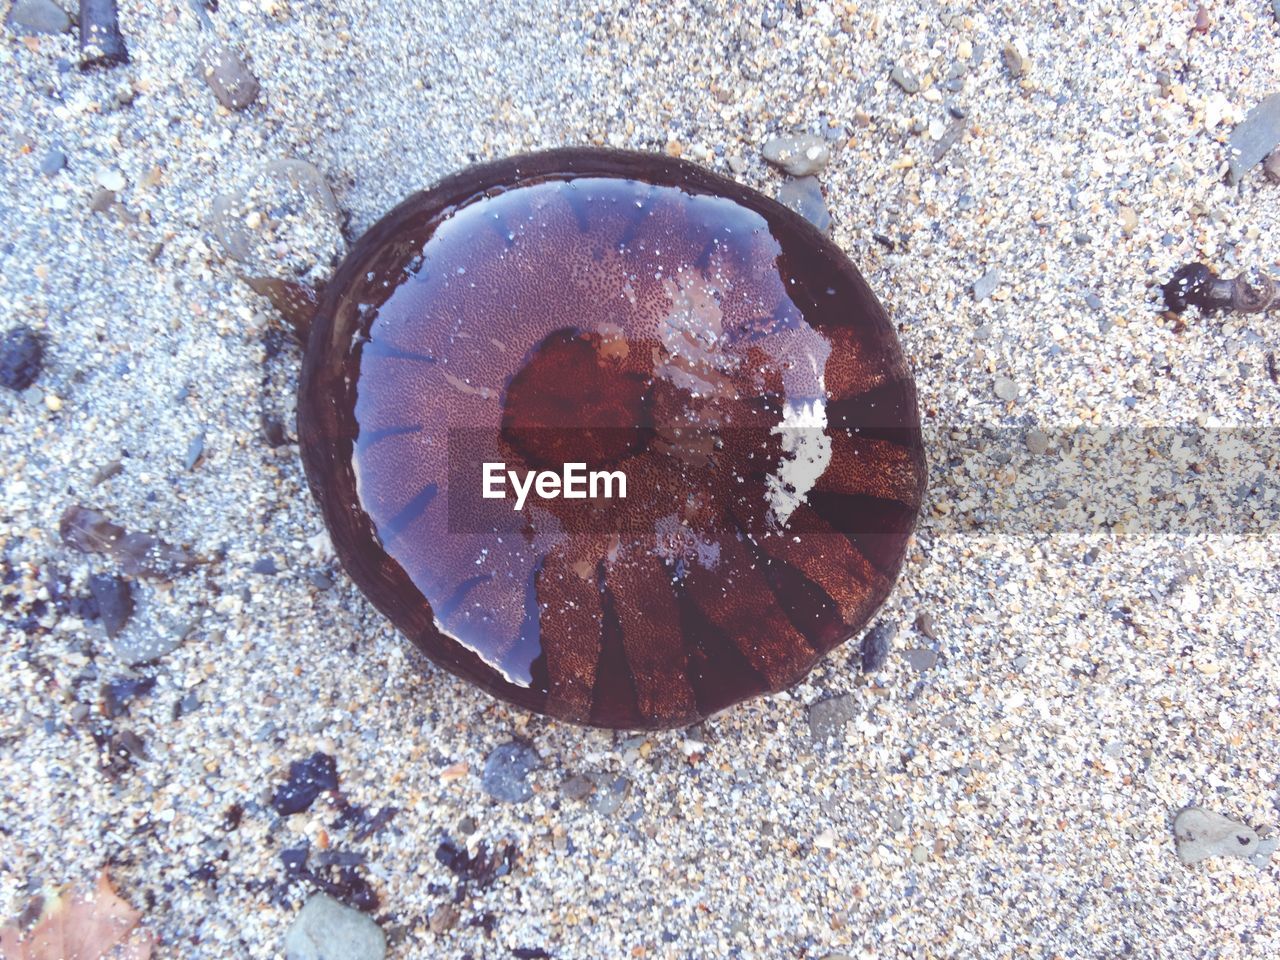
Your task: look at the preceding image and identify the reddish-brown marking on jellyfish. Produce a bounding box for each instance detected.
[298,148,926,730]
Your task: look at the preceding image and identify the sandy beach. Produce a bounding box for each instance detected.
[2,1,1279,957]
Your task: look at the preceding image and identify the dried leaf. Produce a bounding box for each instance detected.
[0,871,154,960]
[59,506,199,580]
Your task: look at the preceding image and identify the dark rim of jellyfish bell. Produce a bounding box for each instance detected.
[297,147,927,730]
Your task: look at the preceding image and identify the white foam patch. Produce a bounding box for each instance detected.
[766,398,831,529]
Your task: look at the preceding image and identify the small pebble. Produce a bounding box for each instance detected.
[112,627,184,666]
[271,752,339,816]
[807,693,858,744]
[96,168,126,192]
[860,621,896,673]
[260,413,289,447]
[914,611,937,640]
[252,557,279,576]
[972,268,1001,301]
[903,648,938,672]
[211,158,344,282]
[1251,836,1278,868]
[481,740,540,803]
[1173,806,1260,864]
[590,775,630,816]
[173,690,201,719]
[1264,149,1280,184]
[761,133,830,177]
[1084,291,1103,311]
[39,149,67,177]
[560,773,595,801]
[102,675,154,718]
[428,903,459,935]
[1226,93,1280,185]
[184,431,205,470]
[89,188,116,214]
[6,0,71,35]
[88,573,133,638]
[777,176,831,234]
[0,326,45,391]
[284,893,386,960]
[931,120,965,162]
[1025,428,1050,454]
[1002,41,1029,78]
[197,45,260,111]
[890,63,921,95]
[994,376,1020,402]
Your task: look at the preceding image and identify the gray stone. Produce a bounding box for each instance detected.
[807,693,858,744]
[284,893,386,960]
[1173,806,1259,864]
[903,648,937,672]
[1264,149,1280,183]
[1002,42,1029,79]
[860,621,897,673]
[1025,428,1050,454]
[481,740,539,802]
[113,629,184,666]
[197,45,260,111]
[560,773,595,801]
[89,188,116,214]
[914,611,937,640]
[39,148,66,176]
[931,120,965,163]
[6,0,71,36]
[211,158,343,279]
[88,573,132,638]
[185,431,205,470]
[890,63,921,95]
[761,133,830,176]
[972,268,1001,300]
[1084,291,1103,311]
[1250,836,1278,868]
[1226,93,1280,185]
[589,775,630,816]
[777,176,831,234]
[993,376,1020,402]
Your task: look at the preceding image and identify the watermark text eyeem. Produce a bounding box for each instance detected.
[482,462,627,511]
